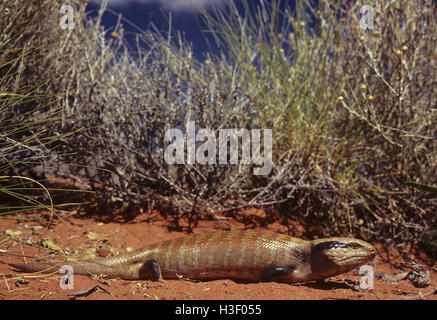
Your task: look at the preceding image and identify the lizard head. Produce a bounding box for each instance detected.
[310,237,376,281]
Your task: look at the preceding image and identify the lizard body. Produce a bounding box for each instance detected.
[10,229,376,283]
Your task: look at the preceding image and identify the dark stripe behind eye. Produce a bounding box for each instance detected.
[314,241,350,251]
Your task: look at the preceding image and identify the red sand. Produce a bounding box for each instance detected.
[0,209,435,300]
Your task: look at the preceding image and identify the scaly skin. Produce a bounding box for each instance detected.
[10,230,376,283]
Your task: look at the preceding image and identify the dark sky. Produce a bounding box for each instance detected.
[86,0,299,61]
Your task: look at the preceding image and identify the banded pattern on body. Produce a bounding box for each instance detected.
[96,230,307,281]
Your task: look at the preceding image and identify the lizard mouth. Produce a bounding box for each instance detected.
[334,254,375,266]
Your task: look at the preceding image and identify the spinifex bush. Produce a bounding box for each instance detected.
[0,0,73,216]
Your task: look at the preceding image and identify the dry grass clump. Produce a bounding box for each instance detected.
[1,0,61,216]
[0,0,91,217]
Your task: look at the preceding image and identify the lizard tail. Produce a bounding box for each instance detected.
[10,262,63,274]
[10,261,104,276]
[10,260,138,279]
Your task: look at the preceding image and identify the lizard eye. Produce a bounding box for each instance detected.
[314,241,349,251]
[348,242,361,249]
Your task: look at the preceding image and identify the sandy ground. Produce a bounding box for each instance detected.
[0,208,435,300]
